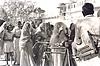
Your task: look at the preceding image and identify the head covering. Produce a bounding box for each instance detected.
[82,3,94,16]
[0,22,7,33]
[0,19,5,26]
[0,7,7,26]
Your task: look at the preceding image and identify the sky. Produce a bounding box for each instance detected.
[25,0,70,17]
[0,0,100,17]
[0,0,70,17]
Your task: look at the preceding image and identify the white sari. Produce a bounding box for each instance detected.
[0,22,6,55]
[19,22,36,66]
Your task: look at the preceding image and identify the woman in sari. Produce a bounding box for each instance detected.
[0,22,6,56]
[19,22,36,66]
[50,22,69,66]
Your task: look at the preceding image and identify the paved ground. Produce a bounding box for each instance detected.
[0,55,19,66]
[0,61,19,66]
[0,60,20,66]
[77,56,100,66]
[0,55,100,66]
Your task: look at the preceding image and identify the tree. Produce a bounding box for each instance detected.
[3,0,45,25]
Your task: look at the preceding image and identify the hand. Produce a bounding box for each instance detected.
[73,55,81,61]
[62,40,72,47]
[20,46,25,51]
[64,41,69,48]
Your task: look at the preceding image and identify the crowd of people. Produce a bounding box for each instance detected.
[0,2,100,66]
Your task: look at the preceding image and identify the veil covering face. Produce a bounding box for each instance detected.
[97,9,100,17]
[19,22,31,50]
[50,22,69,46]
[19,22,36,66]
[50,22,76,66]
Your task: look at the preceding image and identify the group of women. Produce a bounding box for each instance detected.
[0,2,100,66]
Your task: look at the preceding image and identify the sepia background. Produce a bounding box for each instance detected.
[0,0,100,66]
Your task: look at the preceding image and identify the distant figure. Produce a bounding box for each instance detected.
[69,23,75,42]
[97,9,100,17]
